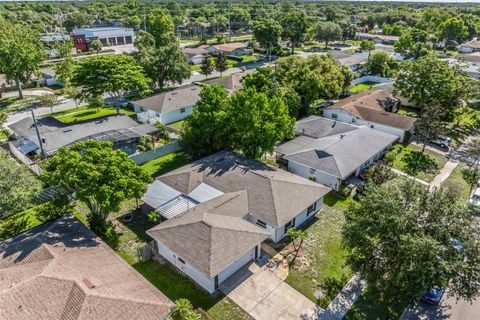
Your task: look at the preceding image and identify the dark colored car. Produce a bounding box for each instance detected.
[421,287,445,305]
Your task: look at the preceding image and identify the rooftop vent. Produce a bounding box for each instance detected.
[83,278,96,289]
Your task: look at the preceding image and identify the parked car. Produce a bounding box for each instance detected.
[430,137,451,148]
[469,187,480,207]
[105,97,128,107]
[421,287,445,305]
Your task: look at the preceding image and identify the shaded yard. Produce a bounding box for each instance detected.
[284,202,352,308]
[349,82,380,94]
[387,144,448,182]
[140,152,191,178]
[447,107,480,149]
[345,287,409,320]
[442,163,472,204]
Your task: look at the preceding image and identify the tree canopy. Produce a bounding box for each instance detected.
[343,179,480,303]
[315,21,342,48]
[253,18,283,55]
[279,11,310,53]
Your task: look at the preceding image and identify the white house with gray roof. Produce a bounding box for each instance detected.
[277,116,398,190]
[144,151,330,293]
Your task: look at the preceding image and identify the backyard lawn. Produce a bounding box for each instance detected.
[387,144,448,182]
[285,206,352,308]
[140,152,191,178]
[349,81,380,94]
[167,120,185,131]
[53,105,135,124]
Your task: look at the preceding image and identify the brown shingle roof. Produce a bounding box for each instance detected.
[0,216,174,320]
[327,90,416,130]
[158,151,330,228]
[211,42,247,52]
[147,191,269,277]
[132,85,201,114]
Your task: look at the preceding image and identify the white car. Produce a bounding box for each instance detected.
[469,187,480,207]
[431,137,451,149]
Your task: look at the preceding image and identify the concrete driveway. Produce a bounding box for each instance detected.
[401,294,480,320]
[221,265,320,320]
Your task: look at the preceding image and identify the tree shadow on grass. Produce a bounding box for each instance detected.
[318,275,351,308]
[403,150,438,177]
[115,206,157,243]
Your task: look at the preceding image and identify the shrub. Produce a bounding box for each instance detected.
[37,194,73,223]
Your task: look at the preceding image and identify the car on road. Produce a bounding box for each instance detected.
[469,187,480,207]
[421,287,446,305]
[430,137,451,149]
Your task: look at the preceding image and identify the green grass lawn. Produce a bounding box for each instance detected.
[167,120,185,131]
[191,64,201,71]
[0,96,33,111]
[140,152,191,178]
[285,206,352,308]
[397,105,420,118]
[54,105,134,124]
[349,82,380,94]
[387,144,448,182]
[323,192,358,212]
[442,163,472,204]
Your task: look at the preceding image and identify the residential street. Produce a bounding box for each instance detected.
[401,294,480,320]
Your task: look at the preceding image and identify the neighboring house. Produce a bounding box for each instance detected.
[337,52,370,72]
[41,33,76,58]
[8,115,157,157]
[0,215,174,320]
[132,85,202,125]
[357,33,399,44]
[183,47,209,64]
[143,151,330,293]
[442,58,479,80]
[72,27,134,52]
[206,42,250,56]
[322,89,416,142]
[39,68,61,86]
[203,72,245,92]
[459,39,480,53]
[276,116,398,190]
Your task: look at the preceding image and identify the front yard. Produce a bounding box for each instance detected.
[387,144,448,182]
[442,163,471,204]
[52,105,135,124]
[349,81,380,94]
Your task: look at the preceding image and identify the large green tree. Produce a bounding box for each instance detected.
[343,180,480,304]
[227,87,294,159]
[279,11,310,53]
[366,51,398,77]
[0,18,44,99]
[0,150,42,219]
[315,21,342,48]
[394,54,472,118]
[72,55,150,113]
[437,17,469,46]
[253,18,283,58]
[42,140,152,233]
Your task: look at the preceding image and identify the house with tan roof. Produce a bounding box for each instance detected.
[206,42,250,56]
[143,151,330,293]
[0,215,174,320]
[459,38,480,53]
[322,89,416,142]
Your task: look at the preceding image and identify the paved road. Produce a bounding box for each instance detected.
[449,130,480,165]
[401,294,480,320]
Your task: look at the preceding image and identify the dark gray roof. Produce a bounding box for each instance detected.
[8,115,154,154]
[278,126,398,179]
[158,150,330,228]
[295,116,358,138]
[147,191,269,278]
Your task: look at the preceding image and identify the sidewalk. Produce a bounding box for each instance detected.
[429,160,459,191]
[318,274,367,320]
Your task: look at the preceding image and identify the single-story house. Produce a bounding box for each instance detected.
[337,52,370,72]
[357,33,399,44]
[459,39,480,53]
[203,72,245,92]
[441,58,479,80]
[39,68,61,86]
[0,215,174,320]
[206,42,250,56]
[276,116,398,190]
[8,115,157,157]
[322,89,416,142]
[132,85,202,125]
[183,47,209,65]
[143,151,330,293]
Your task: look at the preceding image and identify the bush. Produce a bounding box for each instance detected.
[37,195,73,223]
[0,216,29,240]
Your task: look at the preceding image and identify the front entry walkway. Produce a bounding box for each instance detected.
[221,263,320,320]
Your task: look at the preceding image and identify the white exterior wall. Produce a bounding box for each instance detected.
[157,240,257,294]
[287,159,340,190]
[161,106,194,124]
[322,109,406,141]
[133,105,194,125]
[460,46,474,53]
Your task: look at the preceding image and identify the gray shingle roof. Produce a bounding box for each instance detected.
[132,85,202,114]
[158,151,330,228]
[278,126,398,179]
[0,215,174,320]
[147,191,268,278]
[295,116,358,138]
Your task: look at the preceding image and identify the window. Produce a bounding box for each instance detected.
[180,108,186,113]
[125,36,133,44]
[370,124,374,129]
[76,38,82,44]
[256,220,267,228]
[284,218,295,234]
[352,118,356,123]
[307,202,317,216]
[331,113,338,119]
[178,257,185,264]
[214,275,219,290]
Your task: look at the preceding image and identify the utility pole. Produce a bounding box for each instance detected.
[30,109,46,160]
[143,9,147,32]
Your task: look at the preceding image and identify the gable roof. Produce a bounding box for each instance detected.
[461,39,480,49]
[211,42,247,52]
[327,90,416,130]
[182,47,209,57]
[132,85,202,114]
[147,191,268,278]
[0,215,174,320]
[295,116,358,138]
[158,151,330,227]
[277,126,398,179]
[203,72,245,92]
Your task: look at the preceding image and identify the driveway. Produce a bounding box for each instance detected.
[401,294,480,320]
[221,264,320,320]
